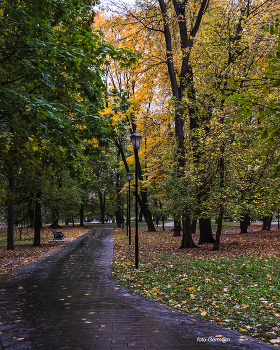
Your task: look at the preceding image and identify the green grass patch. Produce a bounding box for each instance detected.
[112,228,280,346]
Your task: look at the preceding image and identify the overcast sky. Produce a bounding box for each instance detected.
[97,0,136,12]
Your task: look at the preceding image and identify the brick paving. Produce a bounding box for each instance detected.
[0,227,277,349]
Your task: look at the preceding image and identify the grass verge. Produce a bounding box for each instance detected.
[112,227,280,347]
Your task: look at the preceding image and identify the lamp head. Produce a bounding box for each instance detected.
[130,133,142,150]
[127,172,133,182]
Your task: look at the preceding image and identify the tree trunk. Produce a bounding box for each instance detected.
[79,201,84,227]
[180,214,198,248]
[116,212,122,228]
[212,209,224,251]
[33,190,41,247]
[240,219,248,233]
[115,138,156,232]
[156,215,159,227]
[212,143,225,250]
[99,190,105,224]
[262,216,267,230]
[53,215,59,229]
[137,193,155,231]
[7,177,15,250]
[267,216,272,231]
[262,216,272,230]
[240,213,250,233]
[191,218,197,234]
[198,218,215,244]
[139,209,143,222]
[116,155,122,228]
[135,149,156,231]
[173,217,181,236]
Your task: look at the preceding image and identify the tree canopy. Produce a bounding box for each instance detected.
[0,0,140,249]
[1,0,280,252]
[99,0,280,250]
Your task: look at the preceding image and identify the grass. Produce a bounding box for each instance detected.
[112,226,280,347]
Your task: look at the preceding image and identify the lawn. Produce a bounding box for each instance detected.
[112,225,280,347]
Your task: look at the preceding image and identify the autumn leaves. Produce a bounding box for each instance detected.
[112,226,280,345]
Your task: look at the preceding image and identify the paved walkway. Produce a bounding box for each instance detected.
[0,227,277,350]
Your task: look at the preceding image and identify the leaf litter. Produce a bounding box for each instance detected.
[0,226,88,276]
[112,225,280,346]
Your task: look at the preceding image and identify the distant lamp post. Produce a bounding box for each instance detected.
[121,193,124,229]
[127,172,133,245]
[130,133,141,269]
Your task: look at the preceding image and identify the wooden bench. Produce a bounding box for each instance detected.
[51,229,64,240]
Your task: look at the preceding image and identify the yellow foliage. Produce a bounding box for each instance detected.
[125,155,135,165]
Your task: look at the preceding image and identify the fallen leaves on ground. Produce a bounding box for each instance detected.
[0,226,90,275]
[112,225,280,346]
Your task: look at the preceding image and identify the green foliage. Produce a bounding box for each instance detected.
[43,173,84,222]
[0,0,142,236]
[0,0,140,176]
[225,21,280,135]
[87,146,123,221]
[0,0,107,176]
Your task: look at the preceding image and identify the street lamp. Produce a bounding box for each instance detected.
[127,172,133,245]
[130,132,141,269]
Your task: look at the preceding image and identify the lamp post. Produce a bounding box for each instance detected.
[130,133,141,269]
[127,172,133,245]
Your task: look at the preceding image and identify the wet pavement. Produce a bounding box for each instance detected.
[0,226,277,350]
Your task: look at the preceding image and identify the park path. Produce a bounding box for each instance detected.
[0,227,276,350]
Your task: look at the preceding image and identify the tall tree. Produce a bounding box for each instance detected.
[114,0,280,249]
[96,13,156,231]
[0,0,138,249]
